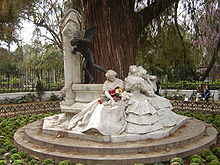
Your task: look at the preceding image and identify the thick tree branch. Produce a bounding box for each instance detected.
[174,1,187,64]
[201,36,220,81]
[174,1,183,41]
[34,21,62,49]
[136,0,178,34]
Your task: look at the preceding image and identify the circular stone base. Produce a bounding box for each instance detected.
[42,114,187,143]
[14,118,217,165]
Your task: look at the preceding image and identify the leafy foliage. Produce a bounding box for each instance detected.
[136,0,219,82]
[42,159,54,165]
[137,23,200,82]
[0,0,36,44]
[170,157,184,165]
[59,160,72,165]
[161,79,220,90]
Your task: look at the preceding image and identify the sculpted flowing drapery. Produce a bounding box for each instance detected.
[124,65,183,134]
[57,66,185,136]
[60,70,127,135]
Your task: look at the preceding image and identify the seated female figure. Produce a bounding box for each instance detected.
[125,65,183,134]
[63,70,127,135]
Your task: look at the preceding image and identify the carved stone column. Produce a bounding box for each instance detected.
[60,3,82,106]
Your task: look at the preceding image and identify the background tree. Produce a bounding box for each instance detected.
[27,0,65,49]
[136,23,201,82]
[0,48,19,85]
[191,2,220,81]
[0,0,36,48]
[18,42,64,87]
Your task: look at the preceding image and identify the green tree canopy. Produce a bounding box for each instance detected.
[0,0,36,45]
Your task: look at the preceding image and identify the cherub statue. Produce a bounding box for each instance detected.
[70,27,107,83]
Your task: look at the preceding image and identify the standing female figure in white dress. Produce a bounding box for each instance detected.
[65,70,127,135]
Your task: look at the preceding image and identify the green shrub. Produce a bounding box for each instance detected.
[189,163,200,165]
[170,157,184,165]
[206,154,218,162]
[213,147,220,159]
[190,158,203,165]
[36,80,45,101]
[42,159,54,165]
[0,137,6,144]
[17,151,27,158]
[12,159,24,165]
[190,154,202,160]
[162,80,220,90]
[0,156,4,160]
[58,160,72,165]
[0,149,6,156]
[0,160,7,165]
[10,153,22,161]
[29,159,39,165]
[200,149,213,158]
[4,141,14,151]
[50,93,61,101]
[10,148,18,154]
[27,155,36,162]
[207,160,220,165]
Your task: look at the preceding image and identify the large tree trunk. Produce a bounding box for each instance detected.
[82,0,177,83]
[83,0,138,83]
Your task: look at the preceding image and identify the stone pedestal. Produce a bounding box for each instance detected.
[14,118,217,164]
[61,7,82,106]
[61,84,103,113]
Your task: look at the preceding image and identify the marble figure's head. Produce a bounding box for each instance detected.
[128,65,138,76]
[138,66,147,77]
[105,70,117,82]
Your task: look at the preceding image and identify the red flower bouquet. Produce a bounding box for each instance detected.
[98,86,123,104]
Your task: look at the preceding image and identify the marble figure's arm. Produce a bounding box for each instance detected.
[104,90,114,102]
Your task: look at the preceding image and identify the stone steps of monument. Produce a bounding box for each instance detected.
[14,125,217,165]
[23,119,206,155]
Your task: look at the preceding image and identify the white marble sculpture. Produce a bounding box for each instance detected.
[43,65,187,142]
[58,65,185,134]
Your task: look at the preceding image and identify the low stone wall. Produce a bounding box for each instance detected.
[0,91,61,101]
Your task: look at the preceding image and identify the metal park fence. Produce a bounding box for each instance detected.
[0,68,64,93]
